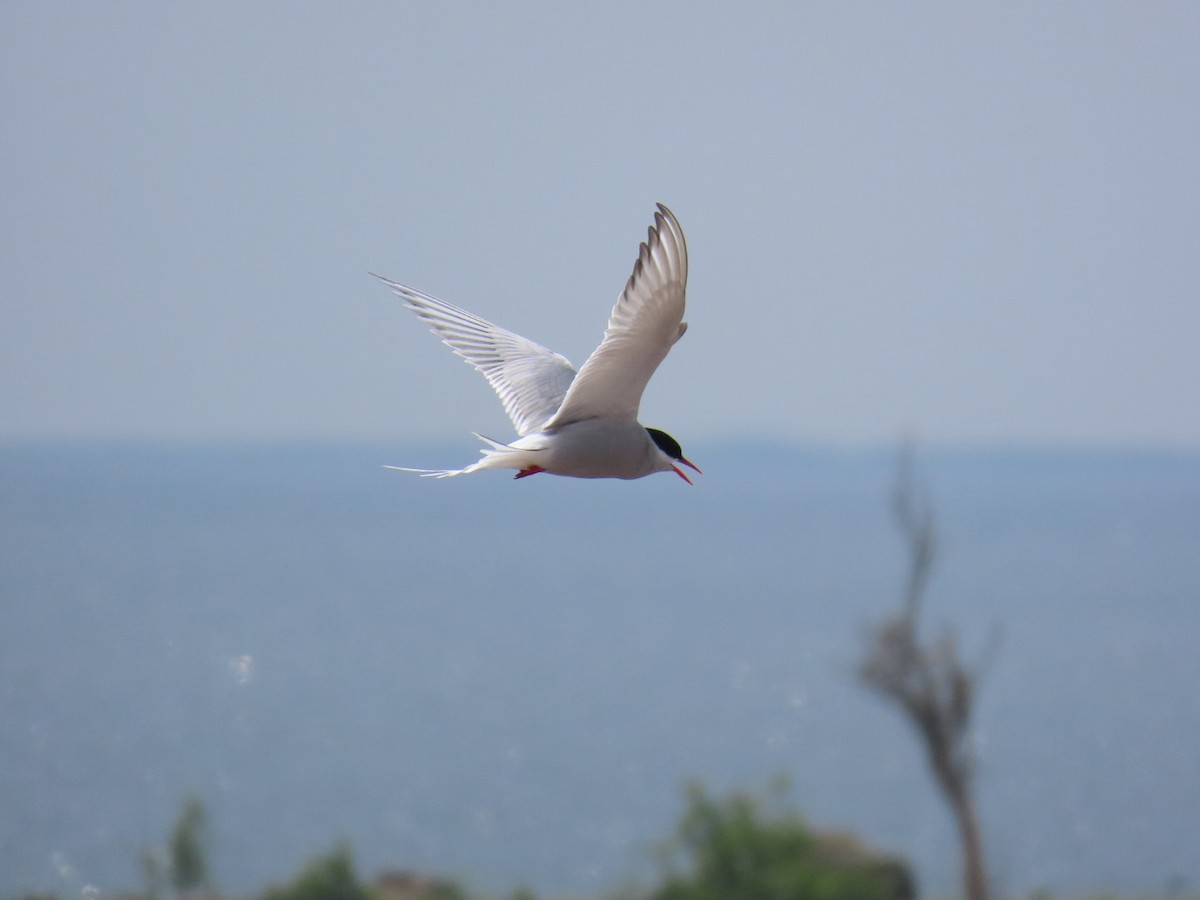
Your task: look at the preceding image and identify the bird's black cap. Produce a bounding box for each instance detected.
[646,427,685,460]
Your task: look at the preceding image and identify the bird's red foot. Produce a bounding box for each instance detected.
[514,465,546,479]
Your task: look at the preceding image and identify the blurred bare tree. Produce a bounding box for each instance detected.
[859,445,988,900]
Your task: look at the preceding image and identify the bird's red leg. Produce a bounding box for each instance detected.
[514,465,546,479]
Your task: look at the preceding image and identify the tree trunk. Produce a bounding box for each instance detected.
[862,446,992,900]
[951,784,987,900]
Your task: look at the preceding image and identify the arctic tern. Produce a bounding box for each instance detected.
[375,203,700,484]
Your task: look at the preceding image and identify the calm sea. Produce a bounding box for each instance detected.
[2,442,1198,898]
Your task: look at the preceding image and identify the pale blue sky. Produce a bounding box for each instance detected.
[3,3,1198,446]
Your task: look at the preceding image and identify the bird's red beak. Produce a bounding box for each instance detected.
[672,457,702,485]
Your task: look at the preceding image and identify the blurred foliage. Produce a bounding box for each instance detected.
[169,795,210,894]
[651,780,914,900]
[16,790,1196,900]
[141,845,169,900]
[409,880,467,900]
[261,843,371,900]
[423,884,468,900]
[374,869,468,900]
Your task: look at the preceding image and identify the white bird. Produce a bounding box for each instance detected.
[375,203,700,484]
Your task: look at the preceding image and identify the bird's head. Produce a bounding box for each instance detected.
[646,427,702,485]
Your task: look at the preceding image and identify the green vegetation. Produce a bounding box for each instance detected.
[261,844,372,900]
[15,792,1193,900]
[169,796,210,895]
[651,780,914,900]
[140,794,211,900]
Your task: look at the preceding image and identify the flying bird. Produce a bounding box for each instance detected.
[375,203,700,484]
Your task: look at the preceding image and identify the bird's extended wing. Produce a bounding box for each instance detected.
[375,275,577,436]
[543,203,688,429]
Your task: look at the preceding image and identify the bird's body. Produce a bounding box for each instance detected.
[375,203,699,484]
[453,419,677,481]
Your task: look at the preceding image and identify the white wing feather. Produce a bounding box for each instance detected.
[543,203,688,429]
[374,276,577,436]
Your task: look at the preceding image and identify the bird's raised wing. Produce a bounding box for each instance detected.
[543,203,688,429]
[375,275,577,436]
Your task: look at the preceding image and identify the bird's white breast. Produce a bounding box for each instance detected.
[522,418,660,480]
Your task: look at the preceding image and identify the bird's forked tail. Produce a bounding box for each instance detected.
[384,434,543,479]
